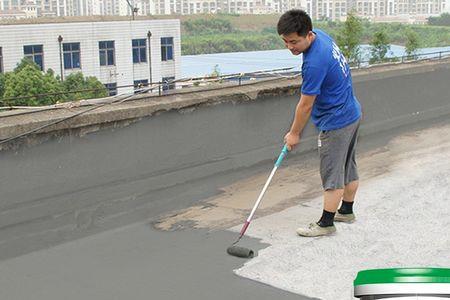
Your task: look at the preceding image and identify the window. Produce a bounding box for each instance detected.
[132,39,147,64]
[63,42,81,69]
[24,44,44,71]
[104,82,117,96]
[162,76,175,91]
[161,37,174,61]
[0,47,3,73]
[134,79,148,93]
[99,41,115,66]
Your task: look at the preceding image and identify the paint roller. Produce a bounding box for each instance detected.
[227,144,289,258]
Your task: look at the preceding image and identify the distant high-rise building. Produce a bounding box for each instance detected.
[443,0,450,12]
[154,0,219,14]
[0,0,445,18]
[415,0,442,14]
[302,0,444,20]
[109,0,154,15]
[302,0,347,20]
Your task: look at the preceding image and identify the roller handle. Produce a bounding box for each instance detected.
[235,145,289,242]
[239,221,250,237]
[275,144,289,167]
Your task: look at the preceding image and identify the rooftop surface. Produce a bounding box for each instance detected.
[0,113,449,300]
[0,58,449,300]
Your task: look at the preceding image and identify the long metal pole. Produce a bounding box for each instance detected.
[237,145,289,238]
[58,35,64,81]
[147,31,152,85]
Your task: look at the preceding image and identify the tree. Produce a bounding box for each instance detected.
[404,29,420,60]
[84,76,109,99]
[62,72,108,101]
[2,62,64,106]
[0,73,5,101]
[183,19,234,35]
[428,13,450,26]
[335,12,363,66]
[14,57,41,72]
[210,64,221,77]
[0,58,109,106]
[370,30,390,64]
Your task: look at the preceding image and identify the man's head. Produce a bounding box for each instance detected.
[277,9,314,55]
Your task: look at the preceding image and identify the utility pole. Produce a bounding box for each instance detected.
[147,30,152,85]
[125,0,138,20]
[58,35,64,81]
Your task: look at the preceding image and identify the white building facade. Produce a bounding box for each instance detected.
[0,19,181,95]
[1,0,446,18]
[0,0,155,18]
[444,0,450,12]
[151,0,444,17]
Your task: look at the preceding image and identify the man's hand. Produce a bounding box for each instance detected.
[284,131,300,151]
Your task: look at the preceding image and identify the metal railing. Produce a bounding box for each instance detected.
[351,49,450,68]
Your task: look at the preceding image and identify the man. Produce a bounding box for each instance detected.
[277,10,362,237]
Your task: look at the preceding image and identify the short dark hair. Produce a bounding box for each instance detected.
[277,9,313,37]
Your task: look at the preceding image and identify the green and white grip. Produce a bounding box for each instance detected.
[275,144,289,167]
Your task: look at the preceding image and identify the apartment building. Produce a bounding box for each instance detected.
[0,0,155,17]
[0,19,181,95]
[303,0,444,20]
[301,0,347,20]
[1,0,446,19]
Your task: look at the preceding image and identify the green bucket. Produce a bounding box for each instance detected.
[354,268,450,299]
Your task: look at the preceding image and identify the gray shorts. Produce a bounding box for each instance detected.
[318,118,360,190]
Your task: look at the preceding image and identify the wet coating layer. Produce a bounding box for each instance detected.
[0,224,312,300]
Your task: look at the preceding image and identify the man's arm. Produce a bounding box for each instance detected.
[284,93,316,151]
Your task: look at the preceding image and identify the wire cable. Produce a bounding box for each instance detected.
[0,92,138,146]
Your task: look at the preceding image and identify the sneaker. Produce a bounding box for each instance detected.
[334,212,355,223]
[296,222,336,237]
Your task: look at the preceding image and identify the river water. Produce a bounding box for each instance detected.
[181,44,450,78]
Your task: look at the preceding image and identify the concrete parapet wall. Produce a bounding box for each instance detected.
[0,58,449,260]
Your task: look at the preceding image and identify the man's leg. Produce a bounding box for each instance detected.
[335,180,358,220]
[296,163,345,237]
[296,189,343,237]
[324,188,344,212]
[335,120,360,223]
[297,120,360,237]
[343,180,358,202]
[316,188,343,228]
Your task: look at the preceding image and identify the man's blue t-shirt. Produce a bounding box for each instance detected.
[301,29,361,131]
